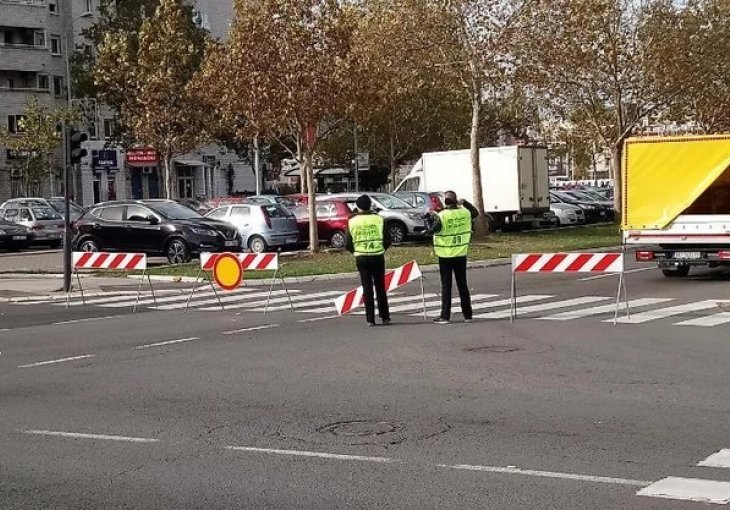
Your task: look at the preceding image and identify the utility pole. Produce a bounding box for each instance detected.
[253,135,261,195]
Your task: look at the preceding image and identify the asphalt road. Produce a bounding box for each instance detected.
[2,261,730,509]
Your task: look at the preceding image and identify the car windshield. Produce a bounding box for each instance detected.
[569,191,598,201]
[47,199,84,214]
[148,202,203,219]
[292,206,308,219]
[32,207,61,220]
[371,194,411,209]
[262,204,294,218]
[553,192,578,202]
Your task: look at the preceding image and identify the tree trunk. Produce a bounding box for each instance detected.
[389,129,397,191]
[611,143,623,222]
[303,149,319,253]
[470,87,489,238]
[253,135,261,195]
[163,155,174,199]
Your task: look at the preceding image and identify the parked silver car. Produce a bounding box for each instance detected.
[1,197,85,222]
[206,203,300,253]
[550,201,585,226]
[0,205,64,247]
[318,192,429,243]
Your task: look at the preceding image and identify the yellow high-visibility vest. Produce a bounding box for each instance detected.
[349,214,385,256]
[433,207,472,258]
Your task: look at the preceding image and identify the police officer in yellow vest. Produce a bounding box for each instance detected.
[345,194,392,326]
[430,191,479,324]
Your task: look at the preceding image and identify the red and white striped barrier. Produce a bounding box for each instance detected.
[200,252,278,271]
[512,252,623,273]
[335,260,423,315]
[73,252,147,271]
[510,252,629,324]
[69,252,154,311]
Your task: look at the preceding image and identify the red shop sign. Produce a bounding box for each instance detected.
[126,149,158,164]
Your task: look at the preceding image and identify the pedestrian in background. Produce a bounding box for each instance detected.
[429,191,478,324]
[346,194,392,327]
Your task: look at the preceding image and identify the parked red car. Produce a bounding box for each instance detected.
[292,200,353,249]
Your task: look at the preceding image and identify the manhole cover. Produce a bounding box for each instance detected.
[464,345,520,353]
[317,420,403,437]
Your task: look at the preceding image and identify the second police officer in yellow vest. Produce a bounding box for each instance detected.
[346,194,392,327]
[429,190,479,324]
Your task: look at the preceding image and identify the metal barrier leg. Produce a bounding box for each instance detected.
[209,278,224,311]
[264,267,278,315]
[133,269,145,313]
[420,276,427,321]
[622,272,630,319]
[76,270,86,306]
[148,274,157,307]
[185,269,203,312]
[509,271,517,323]
[613,272,624,325]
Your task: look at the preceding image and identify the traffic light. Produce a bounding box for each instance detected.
[69,129,88,165]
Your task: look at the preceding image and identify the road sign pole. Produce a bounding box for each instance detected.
[63,156,72,293]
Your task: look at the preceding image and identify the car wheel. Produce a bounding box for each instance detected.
[329,230,346,249]
[78,238,100,253]
[388,222,407,244]
[662,265,690,278]
[248,235,267,253]
[166,238,191,264]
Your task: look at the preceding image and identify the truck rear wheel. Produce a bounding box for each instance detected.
[662,265,690,277]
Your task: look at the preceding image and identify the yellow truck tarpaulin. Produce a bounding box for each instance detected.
[622,134,730,230]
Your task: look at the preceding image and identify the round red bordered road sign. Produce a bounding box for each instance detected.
[212,252,243,291]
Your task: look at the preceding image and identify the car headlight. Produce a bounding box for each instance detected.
[191,227,218,237]
[0,230,6,235]
[406,213,423,220]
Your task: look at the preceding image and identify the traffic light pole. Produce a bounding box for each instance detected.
[63,128,72,293]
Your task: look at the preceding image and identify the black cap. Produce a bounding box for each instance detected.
[356,194,371,211]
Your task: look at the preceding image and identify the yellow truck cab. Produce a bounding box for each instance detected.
[622,134,730,277]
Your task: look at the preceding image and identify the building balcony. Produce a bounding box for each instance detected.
[0,2,50,29]
[0,44,52,72]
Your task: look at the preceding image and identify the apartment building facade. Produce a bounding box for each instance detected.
[0,0,256,207]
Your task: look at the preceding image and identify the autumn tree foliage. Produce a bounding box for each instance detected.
[196,0,358,252]
[95,0,209,198]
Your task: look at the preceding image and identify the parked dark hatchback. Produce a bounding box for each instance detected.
[0,218,33,251]
[72,200,241,264]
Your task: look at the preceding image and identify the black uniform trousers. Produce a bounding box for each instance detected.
[438,256,472,320]
[356,255,390,324]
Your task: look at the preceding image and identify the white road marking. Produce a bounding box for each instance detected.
[636,477,730,504]
[18,354,95,368]
[64,291,171,307]
[154,289,294,311]
[698,449,730,469]
[222,324,280,335]
[675,312,730,327]
[226,446,399,463]
[52,315,123,325]
[611,300,720,324]
[388,294,494,313]
[476,296,610,320]
[133,337,198,350]
[215,290,342,311]
[407,295,554,317]
[439,463,649,487]
[264,292,436,314]
[579,267,653,281]
[540,298,673,321]
[21,429,158,443]
[297,315,339,323]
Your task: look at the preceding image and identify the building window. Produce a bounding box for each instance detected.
[88,121,97,140]
[53,76,63,96]
[34,31,45,47]
[38,75,49,90]
[103,119,116,139]
[50,36,61,55]
[49,0,58,14]
[5,78,14,89]
[85,0,94,13]
[7,115,27,134]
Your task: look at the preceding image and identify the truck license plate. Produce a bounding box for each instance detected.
[673,251,701,260]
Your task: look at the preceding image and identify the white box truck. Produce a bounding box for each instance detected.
[395,146,552,230]
[623,134,730,277]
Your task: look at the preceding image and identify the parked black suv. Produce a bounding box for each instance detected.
[72,200,241,263]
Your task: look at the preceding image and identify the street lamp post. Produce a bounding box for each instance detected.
[62,10,92,293]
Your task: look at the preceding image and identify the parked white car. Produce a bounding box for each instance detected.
[550,201,585,226]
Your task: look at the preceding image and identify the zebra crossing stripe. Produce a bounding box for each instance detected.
[698,449,730,468]
[476,296,610,320]
[405,295,554,317]
[675,312,730,327]
[65,290,182,307]
[540,298,674,321]
[207,291,343,311]
[102,286,259,308]
[610,300,720,324]
[156,289,296,310]
[636,477,730,504]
